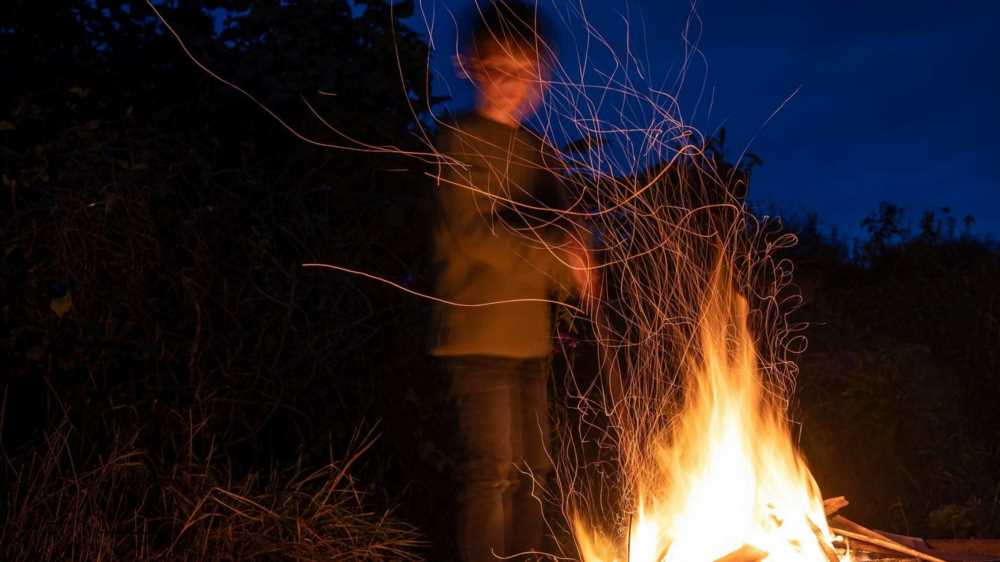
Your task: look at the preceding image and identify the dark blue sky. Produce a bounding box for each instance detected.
[415,1,999,239]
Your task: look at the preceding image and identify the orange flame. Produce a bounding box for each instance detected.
[574,274,836,562]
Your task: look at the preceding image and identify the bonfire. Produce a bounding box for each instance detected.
[573,267,839,562]
[140,4,1000,561]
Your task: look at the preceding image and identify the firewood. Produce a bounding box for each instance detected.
[712,544,768,562]
[831,527,949,562]
[823,496,849,516]
[806,515,841,562]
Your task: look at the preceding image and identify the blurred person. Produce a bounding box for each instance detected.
[429,1,593,560]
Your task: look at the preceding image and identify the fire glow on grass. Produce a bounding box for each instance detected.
[573,270,838,562]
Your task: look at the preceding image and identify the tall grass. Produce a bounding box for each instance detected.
[1,415,423,561]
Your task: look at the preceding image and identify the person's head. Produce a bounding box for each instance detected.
[459,1,555,125]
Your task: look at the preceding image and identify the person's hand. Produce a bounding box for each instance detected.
[564,240,597,305]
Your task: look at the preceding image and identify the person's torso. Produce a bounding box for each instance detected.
[429,113,561,358]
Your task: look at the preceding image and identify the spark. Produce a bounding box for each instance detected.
[150,2,818,560]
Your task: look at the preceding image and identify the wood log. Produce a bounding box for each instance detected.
[831,516,1000,562]
[806,515,841,562]
[712,544,768,562]
[831,527,949,562]
[823,496,850,517]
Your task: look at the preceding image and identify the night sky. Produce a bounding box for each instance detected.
[415,1,999,239]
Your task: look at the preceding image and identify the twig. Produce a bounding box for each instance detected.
[832,528,948,562]
[806,516,840,562]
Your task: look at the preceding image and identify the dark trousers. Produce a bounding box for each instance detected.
[440,355,553,562]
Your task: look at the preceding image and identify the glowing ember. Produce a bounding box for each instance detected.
[573,272,838,562]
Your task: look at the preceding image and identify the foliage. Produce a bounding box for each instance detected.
[2,1,437,559]
[785,206,1000,538]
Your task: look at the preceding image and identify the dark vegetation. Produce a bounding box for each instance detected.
[2,1,998,559]
[3,1,437,559]
[790,205,1000,539]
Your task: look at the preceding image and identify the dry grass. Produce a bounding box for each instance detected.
[1,104,430,561]
[1,419,424,561]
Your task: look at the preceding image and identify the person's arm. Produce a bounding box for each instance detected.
[545,229,596,301]
[436,128,551,271]
[436,126,595,298]
[532,152,597,299]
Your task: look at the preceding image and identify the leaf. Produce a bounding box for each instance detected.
[50,293,73,319]
[392,0,414,19]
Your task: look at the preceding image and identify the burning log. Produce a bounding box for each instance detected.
[823,497,849,517]
[807,515,841,562]
[712,545,768,562]
[834,527,947,562]
[829,515,949,562]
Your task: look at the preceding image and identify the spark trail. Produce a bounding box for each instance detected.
[149,2,820,560]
